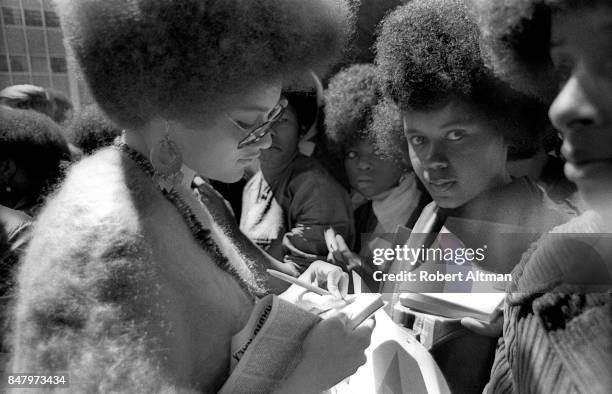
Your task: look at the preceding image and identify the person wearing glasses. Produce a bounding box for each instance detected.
[9,0,374,392]
[240,87,354,274]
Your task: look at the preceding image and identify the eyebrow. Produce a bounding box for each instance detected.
[439,119,476,129]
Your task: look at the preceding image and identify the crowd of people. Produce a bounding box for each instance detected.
[0,0,610,392]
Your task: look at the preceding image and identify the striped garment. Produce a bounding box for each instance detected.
[486,211,612,393]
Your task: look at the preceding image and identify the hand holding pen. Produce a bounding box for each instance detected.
[276,260,349,311]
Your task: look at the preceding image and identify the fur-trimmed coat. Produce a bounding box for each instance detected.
[9,148,257,392]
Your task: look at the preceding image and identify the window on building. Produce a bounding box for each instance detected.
[2,7,23,25]
[0,55,9,72]
[50,56,66,73]
[9,56,28,72]
[44,10,59,27]
[30,56,48,73]
[24,9,43,26]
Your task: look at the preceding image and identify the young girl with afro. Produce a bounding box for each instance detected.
[324,63,430,292]
[375,0,570,391]
[8,0,374,392]
[475,0,612,391]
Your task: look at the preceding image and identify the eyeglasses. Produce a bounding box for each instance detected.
[229,98,288,149]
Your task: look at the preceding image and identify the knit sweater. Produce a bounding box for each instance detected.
[486,211,612,393]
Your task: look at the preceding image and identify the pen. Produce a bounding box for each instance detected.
[267,269,334,297]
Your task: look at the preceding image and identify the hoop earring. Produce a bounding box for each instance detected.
[149,122,184,192]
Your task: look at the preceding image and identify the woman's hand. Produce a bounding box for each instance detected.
[279,260,349,312]
[275,314,375,393]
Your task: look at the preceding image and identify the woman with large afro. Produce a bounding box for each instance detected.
[323,63,430,292]
[475,0,612,392]
[8,0,374,392]
[375,0,570,391]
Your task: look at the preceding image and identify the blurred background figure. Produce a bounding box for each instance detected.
[0,106,70,215]
[324,64,430,290]
[0,84,81,160]
[64,104,122,155]
[241,76,354,274]
[0,84,73,124]
[0,105,69,370]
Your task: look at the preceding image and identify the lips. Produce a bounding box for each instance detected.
[564,159,612,183]
[427,179,456,193]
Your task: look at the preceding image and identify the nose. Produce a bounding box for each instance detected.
[549,74,603,136]
[357,156,373,171]
[421,141,448,170]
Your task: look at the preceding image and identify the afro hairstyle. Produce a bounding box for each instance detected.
[474,0,609,103]
[0,106,70,197]
[375,0,551,160]
[54,0,353,130]
[327,0,405,78]
[65,104,122,155]
[324,63,406,163]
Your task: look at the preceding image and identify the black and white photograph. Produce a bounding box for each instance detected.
[0,0,610,392]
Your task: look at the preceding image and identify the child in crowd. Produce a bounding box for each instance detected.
[324,64,430,291]
[374,0,569,391]
[241,85,354,274]
[476,0,612,391]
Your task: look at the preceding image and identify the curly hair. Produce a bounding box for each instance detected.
[65,104,122,155]
[54,0,352,129]
[324,64,405,163]
[474,0,607,102]
[375,0,551,159]
[0,106,70,204]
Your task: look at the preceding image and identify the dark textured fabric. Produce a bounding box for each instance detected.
[486,212,612,393]
[240,155,354,272]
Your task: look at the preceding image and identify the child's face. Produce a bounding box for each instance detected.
[548,5,612,219]
[404,100,509,209]
[344,141,405,199]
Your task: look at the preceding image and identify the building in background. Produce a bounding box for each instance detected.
[0,0,92,109]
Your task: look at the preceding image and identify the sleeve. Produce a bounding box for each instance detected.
[8,201,191,392]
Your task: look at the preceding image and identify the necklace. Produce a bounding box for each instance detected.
[114,140,256,299]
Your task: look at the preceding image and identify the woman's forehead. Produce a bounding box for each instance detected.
[230,83,283,114]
